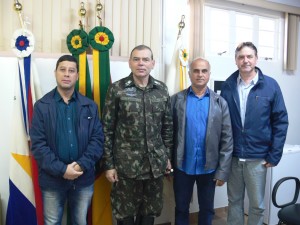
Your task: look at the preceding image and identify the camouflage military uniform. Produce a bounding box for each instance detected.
[102,73,173,219]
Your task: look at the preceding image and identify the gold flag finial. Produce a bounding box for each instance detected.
[13,0,22,11]
[13,0,25,29]
[177,15,185,39]
[79,2,87,30]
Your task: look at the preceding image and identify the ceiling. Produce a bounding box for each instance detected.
[267,0,300,8]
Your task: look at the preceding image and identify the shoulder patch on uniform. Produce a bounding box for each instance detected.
[154,80,165,88]
[125,80,133,86]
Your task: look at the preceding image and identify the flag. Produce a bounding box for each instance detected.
[89,26,114,114]
[165,35,189,96]
[88,26,114,225]
[6,28,43,225]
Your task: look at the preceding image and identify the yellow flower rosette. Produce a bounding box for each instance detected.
[66,29,89,55]
[89,26,114,52]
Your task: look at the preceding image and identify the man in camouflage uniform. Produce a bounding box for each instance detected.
[103,45,173,225]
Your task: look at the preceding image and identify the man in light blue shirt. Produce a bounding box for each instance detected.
[171,57,233,225]
[221,42,288,225]
[237,73,258,127]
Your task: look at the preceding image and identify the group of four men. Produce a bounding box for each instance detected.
[30,42,288,225]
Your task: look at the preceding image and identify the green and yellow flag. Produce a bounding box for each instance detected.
[89,26,114,225]
[89,26,114,114]
[66,22,114,225]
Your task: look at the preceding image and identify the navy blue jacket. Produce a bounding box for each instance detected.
[221,67,288,166]
[30,88,104,189]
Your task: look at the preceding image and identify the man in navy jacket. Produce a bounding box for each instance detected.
[221,42,288,225]
[30,55,104,225]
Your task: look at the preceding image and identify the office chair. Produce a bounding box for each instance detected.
[272,176,300,225]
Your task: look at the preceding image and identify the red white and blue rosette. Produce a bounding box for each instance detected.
[10,28,36,135]
[11,29,35,58]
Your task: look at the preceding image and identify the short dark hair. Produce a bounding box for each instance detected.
[55,55,79,72]
[235,42,258,58]
[130,45,153,60]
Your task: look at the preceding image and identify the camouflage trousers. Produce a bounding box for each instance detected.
[111,176,164,220]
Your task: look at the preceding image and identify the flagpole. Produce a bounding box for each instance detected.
[13,0,25,29]
[96,0,103,26]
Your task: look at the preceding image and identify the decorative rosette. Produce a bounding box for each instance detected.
[11,29,35,58]
[66,29,89,55]
[179,48,189,66]
[89,26,114,52]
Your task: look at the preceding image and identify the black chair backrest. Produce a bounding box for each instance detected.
[272,176,300,208]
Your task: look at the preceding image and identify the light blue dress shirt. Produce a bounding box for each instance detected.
[237,72,258,161]
[181,87,214,175]
[237,72,258,127]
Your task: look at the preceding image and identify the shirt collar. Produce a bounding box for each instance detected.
[188,86,210,97]
[54,88,77,103]
[125,73,156,89]
[237,70,259,86]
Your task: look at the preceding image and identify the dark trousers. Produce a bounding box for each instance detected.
[173,168,216,225]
